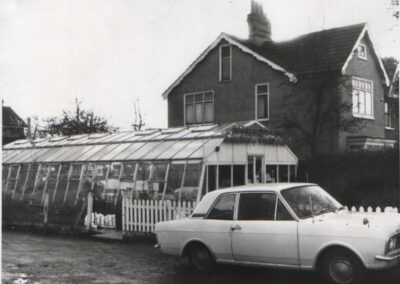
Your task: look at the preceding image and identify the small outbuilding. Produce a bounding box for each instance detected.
[2,121,297,231]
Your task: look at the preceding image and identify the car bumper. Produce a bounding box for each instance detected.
[374,252,400,269]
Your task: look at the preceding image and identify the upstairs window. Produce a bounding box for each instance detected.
[184,91,214,125]
[219,45,231,81]
[352,78,373,118]
[385,103,392,129]
[357,44,367,60]
[255,83,269,119]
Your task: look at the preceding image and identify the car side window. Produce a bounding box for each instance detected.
[238,193,276,220]
[276,199,294,221]
[207,194,236,220]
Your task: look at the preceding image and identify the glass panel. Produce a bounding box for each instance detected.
[2,165,10,190]
[65,180,80,206]
[75,145,107,161]
[289,165,296,182]
[136,163,151,181]
[53,165,70,205]
[185,94,194,103]
[233,165,245,186]
[204,92,213,101]
[207,194,235,220]
[195,103,203,123]
[14,165,29,195]
[221,58,230,81]
[95,164,109,180]
[87,144,121,161]
[121,163,135,180]
[365,91,372,115]
[257,84,269,94]
[257,95,267,118]
[112,142,145,160]
[207,165,217,192]
[128,142,161,160]
[238,193,276,221]
[48,164,60,179]
[186,104,195,125]
[157,140,193,160]
[46,180,57,199]
[352,89,359,113]
[247,156,254,183]
[221,45,230,58]
[100,143,132,161]
[359,90,365,114]
[141,141,177,160]
[204,102,213,123]
[173,140,204,159]
[195,93,204,102]
[151,163,168,181]
[279,165,289,182]
[6,180,16,193]
[108,163,122,179]
[266,165,277,183]
[218,165,231,189]
[276,199,294,221]
[70,164,82,179]
[9,165,19,179]
[164,163,185,199]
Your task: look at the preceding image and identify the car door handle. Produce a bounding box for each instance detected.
[231,224,241,231]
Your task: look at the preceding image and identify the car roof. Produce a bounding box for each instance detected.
[192,183,316,215]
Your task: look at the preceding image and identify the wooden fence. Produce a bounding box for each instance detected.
[122,198,197,233]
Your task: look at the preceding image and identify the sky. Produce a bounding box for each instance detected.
[1,0,399,131]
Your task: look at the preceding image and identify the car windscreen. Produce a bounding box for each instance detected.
[281,185,342,219]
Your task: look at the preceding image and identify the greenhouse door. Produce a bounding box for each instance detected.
[247,155,264,184]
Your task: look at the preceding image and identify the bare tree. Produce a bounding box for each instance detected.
[45,98,117,136]
[131,99,145,131]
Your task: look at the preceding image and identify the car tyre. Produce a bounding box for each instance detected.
[321,248,365,284]
[188,244,215,271]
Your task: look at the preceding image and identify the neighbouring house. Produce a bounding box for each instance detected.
[2,123,297,231]
[383,59,399,146]
[163,1,398,157]
[2,106,27,146]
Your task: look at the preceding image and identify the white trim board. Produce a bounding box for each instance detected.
[161,33,297,100]
[341,24,390,86]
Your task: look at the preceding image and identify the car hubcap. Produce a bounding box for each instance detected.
[329,257,353,283]
[192,249,209,269]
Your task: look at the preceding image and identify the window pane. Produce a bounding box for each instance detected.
[204,102,213,123]
[14,165,29,196]
[352,89,359,113]
[108,163,121,179]
[207,194,235,220]
[221,58,230,81]
[204,92,213,101]
[2,165,9,190]
[186,104,195,124]
[359,90,365,114]
[195,93,204,102]
[70,164,82,179]
[276,199,294,221]
[278,165,289,182]
[365,91,372,115]
[195,103,203,123]
[256,84,269,94]
[238,193,276,221]
[221,45,230,58]
[233,165,245,186]
[121,163,135,180]
[165,163,185,199]
[266,165,277,183]
[257,95,267,118]
[218,165,231,189]
[152,163,168,181]
[185,94,194,103]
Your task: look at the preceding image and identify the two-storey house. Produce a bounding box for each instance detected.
[162,1,396,157]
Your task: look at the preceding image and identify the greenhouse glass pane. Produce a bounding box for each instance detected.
[157,140,193,160]
[87,144,121,161]
[184,162,202,187]
[120,163,136,180]
[2,165,9,190]
[165,163,185,197]
[165,129,192,140]
[14,165,29,196]
[48,164,60,179]
[70,164,82,179]
[40,147,71,163]
[22,164,39,198]
[75,145,107,161]
[127,142,162,160]
[151,163,168,181]
[173,140,205,159]
[52,146,87,162]
[108,163,122,179]
[62,146,97,162]
[189,138,224,159]
[112,142,146,160]
[100,143,132,161]
[65,180,80,206]
[141,141,177,160]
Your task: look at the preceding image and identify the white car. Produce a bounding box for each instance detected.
[155,183,400,284]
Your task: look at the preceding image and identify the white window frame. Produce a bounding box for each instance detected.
[384,102,394,130]
[183,90,215,126]
[255,83,270,121]
[352,77,374,119]
[219,44,232,82]
[357,43,367,60]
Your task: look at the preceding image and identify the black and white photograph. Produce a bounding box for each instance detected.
[1,0,399,283]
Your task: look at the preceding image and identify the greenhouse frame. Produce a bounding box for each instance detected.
[2,122,298,231]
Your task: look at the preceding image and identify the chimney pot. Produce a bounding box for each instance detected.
[247,0,272,45]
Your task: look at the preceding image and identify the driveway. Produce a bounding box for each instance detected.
[2,230,399,283]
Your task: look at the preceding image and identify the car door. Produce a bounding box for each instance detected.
[200,193,237,261]
[231,192,299,266]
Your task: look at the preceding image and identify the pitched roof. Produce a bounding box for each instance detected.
[2,106,27,128]
[162,23,390,99]
[230,23,367,75]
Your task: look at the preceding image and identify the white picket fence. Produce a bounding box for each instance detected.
[345,206,399,214]
[122,199,197,233]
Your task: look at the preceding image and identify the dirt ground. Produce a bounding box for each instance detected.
[2,229,399,284]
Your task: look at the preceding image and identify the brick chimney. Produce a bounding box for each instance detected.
[247,0,272,45]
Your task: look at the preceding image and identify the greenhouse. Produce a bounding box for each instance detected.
[2,122,298,232]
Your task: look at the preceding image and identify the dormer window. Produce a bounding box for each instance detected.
[219,44,232,82]
[357,44,367,60]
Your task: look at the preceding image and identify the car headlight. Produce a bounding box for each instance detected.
[388,237,397,251]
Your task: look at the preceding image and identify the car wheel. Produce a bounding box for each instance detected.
[188,245,215,271]
[322,249,365,284]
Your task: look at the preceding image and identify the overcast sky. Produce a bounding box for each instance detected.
[1,0,399,130]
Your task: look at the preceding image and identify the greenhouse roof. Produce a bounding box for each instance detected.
[2,122,276,164]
